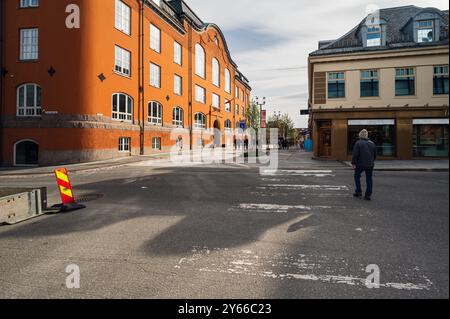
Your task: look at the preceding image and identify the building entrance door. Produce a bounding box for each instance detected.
[318,122,332,157]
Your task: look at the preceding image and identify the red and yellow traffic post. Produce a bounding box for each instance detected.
[54,168,85,212]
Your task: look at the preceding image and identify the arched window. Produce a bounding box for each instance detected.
[148,101,163,125]
[14,139,39,166]
[173,107,184,127]
[17,83,41,117]
[194,112,207,129]
[225,68,231,93]
[112,93,133,122]
[212,58,220,87]
[224,119,232,131]
[195,44,205,78]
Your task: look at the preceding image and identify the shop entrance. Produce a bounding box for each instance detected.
[318,121,332,157]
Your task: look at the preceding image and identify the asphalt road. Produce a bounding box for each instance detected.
[0,151,448,298]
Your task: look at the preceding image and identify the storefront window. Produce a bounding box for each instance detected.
[413,120,449,157]
[347,120,396,157]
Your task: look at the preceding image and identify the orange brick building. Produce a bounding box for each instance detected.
[0,0,251,166]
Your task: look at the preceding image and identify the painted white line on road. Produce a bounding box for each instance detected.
[175,247,434,291]
[263,184,349,191]
[230,203,332,213]
[262,170,335,177]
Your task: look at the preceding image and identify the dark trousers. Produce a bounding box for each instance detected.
[354,167,373,196]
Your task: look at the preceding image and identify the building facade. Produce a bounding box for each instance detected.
[0,0,251,166]
[308,6,448,161]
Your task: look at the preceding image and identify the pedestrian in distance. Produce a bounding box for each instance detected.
[352,129,377,201]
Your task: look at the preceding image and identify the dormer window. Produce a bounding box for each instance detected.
[417,20,434,42]
[367,26,381,47]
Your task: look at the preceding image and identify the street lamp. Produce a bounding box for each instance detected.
[255,96,266,128]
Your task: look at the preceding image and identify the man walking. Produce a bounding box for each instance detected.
[352,129,377,200]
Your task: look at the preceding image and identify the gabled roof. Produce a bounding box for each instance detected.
[310,5,449,56]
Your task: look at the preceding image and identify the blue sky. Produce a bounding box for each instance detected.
[185,0,449,128]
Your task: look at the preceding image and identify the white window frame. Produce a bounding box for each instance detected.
[224,119,232,131]
[20,28,38,61]
[225,69,231,93]
[173,107,184,127]
[212,93,220,109]
[17,83,41,117]
[115,45,131,77]
[119,137,131,152]
[150,24,161,53]
[115,0,131,35]
[195,85,206,104]
[212,58,220,87]
[174,41,182,65]
[152,137,162,150]
[194,112,207,129]
[195,44,206,78]
[150,63,161,88]
[225,100,231,112]
[148,101,163,125]
[112,93,133,122]
[417,20,434,43]
[366,26,381,47]
[20,0,39,8]
[174,74,182,95]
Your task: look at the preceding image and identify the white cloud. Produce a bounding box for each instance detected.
[185,0,449,127]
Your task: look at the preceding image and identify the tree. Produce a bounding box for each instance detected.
[267,112,294,139]
[246,101,260,131]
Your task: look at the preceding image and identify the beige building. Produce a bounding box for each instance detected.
[308,6,449,161]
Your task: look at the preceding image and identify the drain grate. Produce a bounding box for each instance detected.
[75,193,104,203]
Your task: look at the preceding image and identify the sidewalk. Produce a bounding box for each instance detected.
[343,159,449,172]
[0,153,172,178]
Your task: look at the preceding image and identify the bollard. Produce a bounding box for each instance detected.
[53,168,86,213]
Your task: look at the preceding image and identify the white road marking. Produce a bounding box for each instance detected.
[262,170,335,177]
[262,184,349,191]
[230,203,332,213]
[176,247,434,291]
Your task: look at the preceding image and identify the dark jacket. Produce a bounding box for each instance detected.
[352,139,377,168]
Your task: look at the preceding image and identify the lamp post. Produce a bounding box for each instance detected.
[255,97,266,157]
[255,96,266,128]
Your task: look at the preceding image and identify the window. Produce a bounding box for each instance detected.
[225,100,231,112]
[173,74,182,95]
[235,104,240,115]
[224,119,232,131]
[212,58,220,87]
[150,63,161,88]
[20,0,39,8]
[115,46,131,76]
[367,26,381,47]
[212,93,220,109]
[115,0,131,35]
[360,70,379,97]
[242,106,245,116]
[14,140,39,166]
[194,113,207,129]
[413,119,449,157]
[417,20,433,43]
[112,93,133,122]
[174,41,182,65]
[20,28,38,60]
[195,44,206,78]
[348,120,396,157]
[173,107,184,127]
[150,24,161,53]
[152,137,162,150]
[327,72,345,99]
[235,87,239,99]
[433,65,449,95]
[225,69,231,93]
[17,83,41,116]
[119,137,131,152]
[195,85,206,103]
[395,68,415,96]
[148,101,162,125]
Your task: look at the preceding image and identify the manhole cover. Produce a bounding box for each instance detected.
[75,193,104,203]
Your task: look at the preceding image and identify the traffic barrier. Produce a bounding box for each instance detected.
[53,168,85,212]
